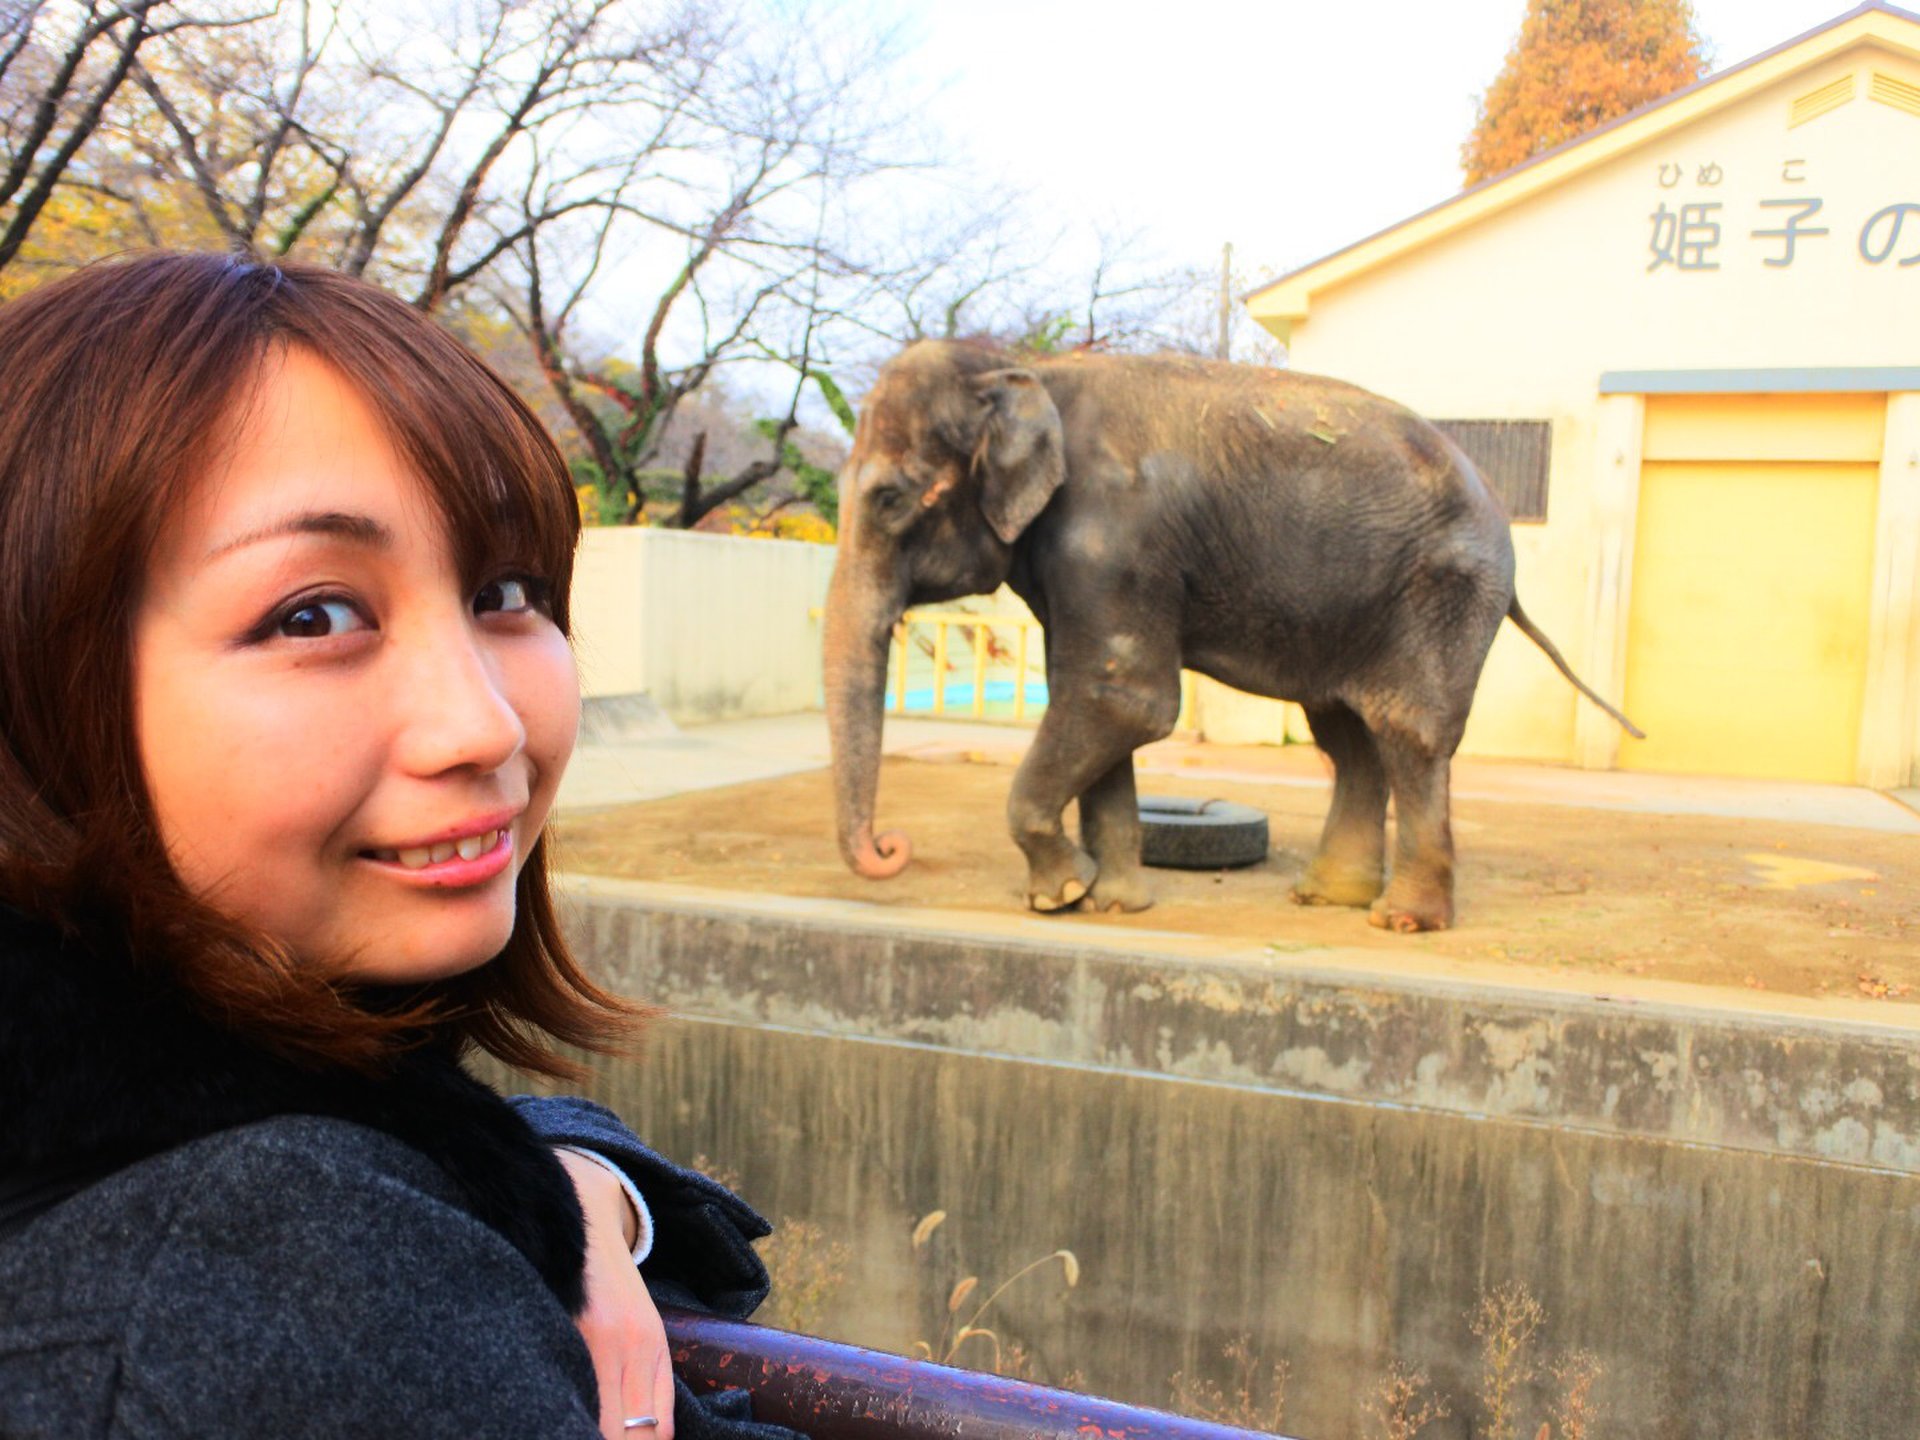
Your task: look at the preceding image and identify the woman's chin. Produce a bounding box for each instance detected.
[324,911,517,986]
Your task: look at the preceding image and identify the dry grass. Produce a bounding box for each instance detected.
[757,1218,851,1335]
[1548,1349,1604,1440]
[1363,1362,1450,1440]
[1169,1335,1289,1433]
[1470,1281,1545,1440]
[908,1207,1081,1382]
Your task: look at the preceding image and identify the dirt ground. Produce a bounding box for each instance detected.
[553,748,1920,1005]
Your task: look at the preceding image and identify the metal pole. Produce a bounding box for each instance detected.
[1014,626,1030,722]
[932,622,948,715]
[665,1308,1294,1440]
[894,625,909,713]
[1217,241,1233,361]
[971,623,988,717]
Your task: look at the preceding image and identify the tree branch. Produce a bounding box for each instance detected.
[0,0,162,270]
[131,57,247,246]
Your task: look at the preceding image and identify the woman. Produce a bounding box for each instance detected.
[0,253,798,1440]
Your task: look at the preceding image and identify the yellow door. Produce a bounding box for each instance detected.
[1620,394,1883,784]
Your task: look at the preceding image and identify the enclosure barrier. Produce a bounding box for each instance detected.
[665,1308,1291,1440]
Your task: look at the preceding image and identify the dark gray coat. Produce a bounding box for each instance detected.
[0,906,797,1440]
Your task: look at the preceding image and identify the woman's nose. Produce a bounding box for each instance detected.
[393,627,527,778]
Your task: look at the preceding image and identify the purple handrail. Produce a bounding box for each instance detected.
[664,1308,1294,1440]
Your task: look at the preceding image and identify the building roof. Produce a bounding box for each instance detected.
[1246,2,1920,339]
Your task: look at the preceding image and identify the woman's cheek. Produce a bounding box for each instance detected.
[528,629,582,777]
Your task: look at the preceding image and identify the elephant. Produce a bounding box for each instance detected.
[821,340,1640,932]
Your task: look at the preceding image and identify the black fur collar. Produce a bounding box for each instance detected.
[0,906,586,1313]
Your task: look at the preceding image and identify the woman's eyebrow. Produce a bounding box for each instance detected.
[204,511,394,562]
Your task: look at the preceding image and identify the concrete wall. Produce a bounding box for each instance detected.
[536,879,1920,1440]
[570,527,836,723]
[570,527,1322,747]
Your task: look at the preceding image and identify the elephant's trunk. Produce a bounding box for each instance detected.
[822,554,912,880]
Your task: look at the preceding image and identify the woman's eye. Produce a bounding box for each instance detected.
[475,575,549,616]
[277,599,366,639]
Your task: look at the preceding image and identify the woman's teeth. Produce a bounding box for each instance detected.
[371,829,504,869]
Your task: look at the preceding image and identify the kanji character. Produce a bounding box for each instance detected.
[1649,202,1722,272]
[1751,198,1829,267]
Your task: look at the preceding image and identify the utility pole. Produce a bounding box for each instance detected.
[1216,241,1233,360]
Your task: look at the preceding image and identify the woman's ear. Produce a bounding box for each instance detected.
[970,369,1064,544]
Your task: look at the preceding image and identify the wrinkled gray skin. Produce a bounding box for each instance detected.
[822,341,1637,932]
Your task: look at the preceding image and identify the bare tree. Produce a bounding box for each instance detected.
[117,0,717,304]
[491,6,913,528]
[0,0,231,273]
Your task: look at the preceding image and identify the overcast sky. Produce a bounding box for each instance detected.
[880,1,1865,284]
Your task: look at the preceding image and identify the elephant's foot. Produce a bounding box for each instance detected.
[1087,867,1154,915]
[1027,848,1099,914]
[1291,859,1385,909]
[1367,877,1453,933]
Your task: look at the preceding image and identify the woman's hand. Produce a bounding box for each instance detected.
[555,1149,677,1440]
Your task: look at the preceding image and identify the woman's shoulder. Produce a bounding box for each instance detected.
[1,1116,601,1439]
[164,1110,464,1198]
[13,1113,471,1258]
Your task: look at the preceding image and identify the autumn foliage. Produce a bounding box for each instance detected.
[1462,0,1709,185]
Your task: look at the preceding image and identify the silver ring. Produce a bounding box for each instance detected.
[623,1419,659,1431]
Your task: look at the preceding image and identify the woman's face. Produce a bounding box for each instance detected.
[132,346,579,983]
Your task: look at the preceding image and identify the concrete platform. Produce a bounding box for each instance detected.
[559,711,1920,835]
[560,873,1920,1173]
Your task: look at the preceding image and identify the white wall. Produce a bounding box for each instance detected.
[570,527,837,723]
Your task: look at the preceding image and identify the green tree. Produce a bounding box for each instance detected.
[1462,0,1708,185]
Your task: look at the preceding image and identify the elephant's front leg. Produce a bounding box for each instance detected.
[1006,710,1106,912]
[1078,756,1153,914]
[1008,673,1177,913]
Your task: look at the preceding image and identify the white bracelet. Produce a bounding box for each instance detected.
[556,1145,654,1264]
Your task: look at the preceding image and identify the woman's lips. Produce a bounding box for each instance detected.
[361,826,514,888]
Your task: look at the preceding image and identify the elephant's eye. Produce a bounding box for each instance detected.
[869,485,912,518]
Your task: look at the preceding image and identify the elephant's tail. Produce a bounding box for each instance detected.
[1506,598,1647,739]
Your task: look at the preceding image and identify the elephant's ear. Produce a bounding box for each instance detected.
[970,368,1064,544]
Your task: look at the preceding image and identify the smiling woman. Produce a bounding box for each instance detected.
[131,345,580,987]
[0,254,798,1440]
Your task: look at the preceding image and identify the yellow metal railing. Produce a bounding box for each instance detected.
[894,608,1045,720]
[809,606,1046,721]
[812,606,1205,730]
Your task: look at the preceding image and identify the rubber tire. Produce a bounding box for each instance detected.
[1137,795,1270,870]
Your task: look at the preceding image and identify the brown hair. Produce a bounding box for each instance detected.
[0,251,636,1074]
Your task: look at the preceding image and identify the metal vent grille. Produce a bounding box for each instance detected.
[1790,74,1855,126]
[1870,70,1920,117]
[1432,420,1551,523]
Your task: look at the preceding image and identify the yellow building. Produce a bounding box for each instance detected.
[1241,1,1920,788]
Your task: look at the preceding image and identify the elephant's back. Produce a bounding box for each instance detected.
[1040,354,1497,520]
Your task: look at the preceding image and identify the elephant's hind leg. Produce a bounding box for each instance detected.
[1293,702,1389,908]
[1367,727,1456,933]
